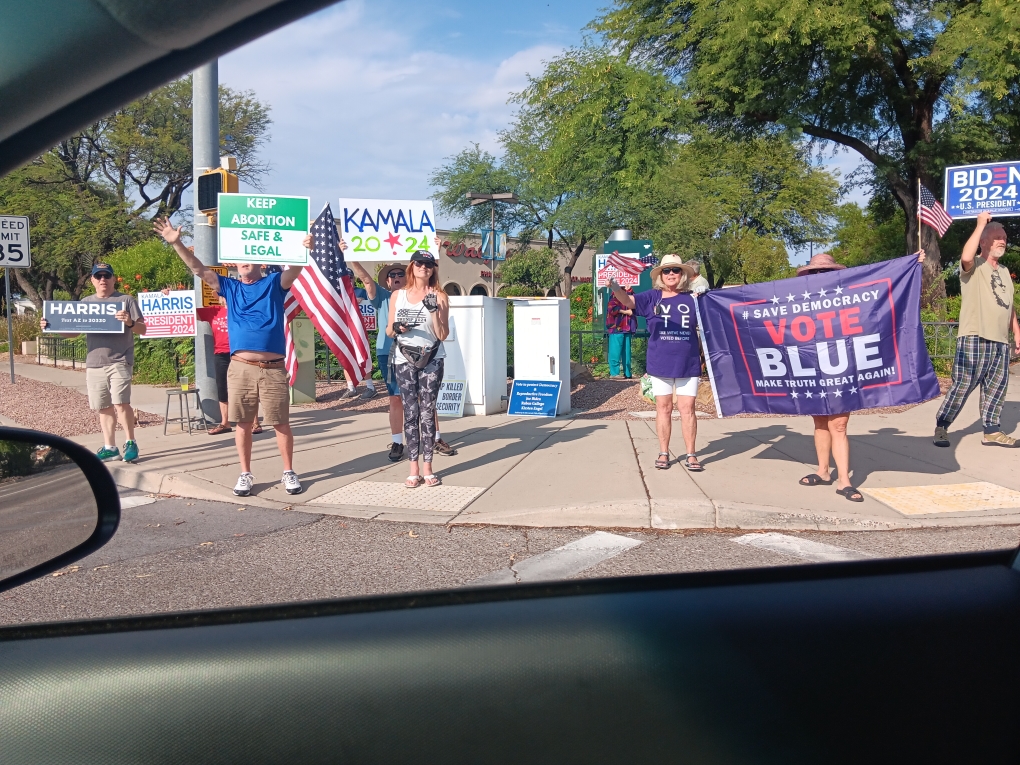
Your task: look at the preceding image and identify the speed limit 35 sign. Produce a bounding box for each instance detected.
[0,216,30,268]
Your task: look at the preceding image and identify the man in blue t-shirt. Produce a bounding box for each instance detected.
[350,248,457,462]
[156,217,306,498]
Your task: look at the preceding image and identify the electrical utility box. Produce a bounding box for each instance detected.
[512,298,571,416]
[444,296,508,416]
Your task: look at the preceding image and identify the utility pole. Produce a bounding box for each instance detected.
[193,61,219,422]
[466,192,519,297]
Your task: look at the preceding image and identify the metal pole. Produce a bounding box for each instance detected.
[193,61,219,422]
[491,201,496,297]
[5,268,14,384]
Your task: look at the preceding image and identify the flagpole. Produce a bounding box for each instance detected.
[917,178,922,253]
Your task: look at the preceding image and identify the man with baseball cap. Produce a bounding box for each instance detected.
[39,262,147,462]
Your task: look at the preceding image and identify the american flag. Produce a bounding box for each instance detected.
[282,204,372,386]
[606,251,648,276]
[919,184,953,237]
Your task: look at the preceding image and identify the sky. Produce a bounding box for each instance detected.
[214,0,867,264]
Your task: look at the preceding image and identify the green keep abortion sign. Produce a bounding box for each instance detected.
[218,194,310,265]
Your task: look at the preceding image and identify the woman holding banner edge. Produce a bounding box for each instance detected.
[797,250,926,502]
[609,254,704,472]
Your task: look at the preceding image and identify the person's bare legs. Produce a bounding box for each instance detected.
[273,423,294,472]
[676,395,698,458]
[811,415,833,481]
[219,401,229,426]
[827,414,852,489]
[389,395,403,436]
[655,395,673,456]
[98,407,118,446]
[114,403,135,441]
[236,421,254,473]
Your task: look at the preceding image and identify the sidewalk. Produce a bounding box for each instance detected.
[56,364,1020,531]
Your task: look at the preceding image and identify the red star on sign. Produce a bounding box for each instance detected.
[384,232,402,249]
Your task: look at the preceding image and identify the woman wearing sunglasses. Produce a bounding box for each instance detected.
[386,250,450,487]
[610,254,704,472]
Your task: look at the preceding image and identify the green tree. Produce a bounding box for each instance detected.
[595,0,1020,303]
[496,248,562,296]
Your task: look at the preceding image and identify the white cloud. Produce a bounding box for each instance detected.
[216,1,561,225]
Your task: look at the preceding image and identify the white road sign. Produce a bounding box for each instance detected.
[0,216,31,268]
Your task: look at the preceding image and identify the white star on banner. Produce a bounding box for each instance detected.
[805,391,813,398]
[802,290,812,299]
[834,285,844,295]
[834,389,843,397]
[850,386,858,394]
[771,295,780,304]
[790,391,799,398]
[818,288,827,297]
[819,390,827,398]
[787,294,796,302]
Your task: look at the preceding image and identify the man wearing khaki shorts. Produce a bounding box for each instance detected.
[39,262,147,462]
[155,218,305,497]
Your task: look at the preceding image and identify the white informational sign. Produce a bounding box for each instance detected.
[218,194,310,265]
[0,216,31,268]
[595,253,642,288]
[138,291,197,338]
[437,379,467,418]
[337,198,438,262]
[358,299,377,332]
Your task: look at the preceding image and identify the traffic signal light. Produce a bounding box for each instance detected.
[196,157,238,215]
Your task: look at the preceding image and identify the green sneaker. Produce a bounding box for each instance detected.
[122,440,139,463]
[96,445,120,462]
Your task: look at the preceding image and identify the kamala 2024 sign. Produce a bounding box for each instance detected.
[337,199,438,262]
[944,160,1020,219]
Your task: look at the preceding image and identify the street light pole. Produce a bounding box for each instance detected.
[466,192,519,297]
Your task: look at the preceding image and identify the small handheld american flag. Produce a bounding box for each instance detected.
[919,184,953,237]
[283,203,372,386]
[605,251,648,277]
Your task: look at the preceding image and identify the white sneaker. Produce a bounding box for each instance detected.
[233,472,254,496]
[282,470,303,495]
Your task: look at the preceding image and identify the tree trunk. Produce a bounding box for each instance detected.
[562,235,588,298]
[13,269,43,312]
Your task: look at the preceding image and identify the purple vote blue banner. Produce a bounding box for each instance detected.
[697,254,941,417]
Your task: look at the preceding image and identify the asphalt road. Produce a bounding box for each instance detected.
[2,492,1019,626]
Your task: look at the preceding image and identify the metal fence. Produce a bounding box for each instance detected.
[37,336,87,368]
[922,322,960,362]
[313,329,380,381]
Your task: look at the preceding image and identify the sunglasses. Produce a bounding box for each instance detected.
[93,273,113,280]
[387,270,406,279]
[660,267,685,275]
[413,262,435,270]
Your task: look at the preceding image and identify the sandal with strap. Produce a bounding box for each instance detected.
[654,452,670,470]
[405,475,423,488]
[682,454,704,472]
[836,486,864,503]
[424,474,442,487]
[800,473,834,486]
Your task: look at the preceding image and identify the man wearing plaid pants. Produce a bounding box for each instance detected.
[934,212,1020,447]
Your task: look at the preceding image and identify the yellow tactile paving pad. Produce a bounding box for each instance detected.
[309,480,486,512]
[862,482,1020,515]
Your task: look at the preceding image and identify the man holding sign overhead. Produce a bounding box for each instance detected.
[155,217,305,498]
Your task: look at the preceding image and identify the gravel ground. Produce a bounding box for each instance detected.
[0,373,161,437]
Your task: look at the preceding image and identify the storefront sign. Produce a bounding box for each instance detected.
[43,301,124,334]
[218,194,310,265]
[138,291,196,338]
[508,380,562,418]
[437,379,467,418]
[944,161,1020,218]
[337,198,438,262]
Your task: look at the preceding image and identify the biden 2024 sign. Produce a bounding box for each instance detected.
[337,198,438,262]
[944,161,1020,219]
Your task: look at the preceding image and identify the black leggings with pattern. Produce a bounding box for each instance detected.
[394,358,444,463]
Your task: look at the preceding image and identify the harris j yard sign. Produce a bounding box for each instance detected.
[698,254,940,418]
[138,291,196,338]
[358,299,377,332]
[43,301,123,334]
[595,253,641,288]
[337,198,437,262]
[218,194,310,266]
[944,161,1020,218]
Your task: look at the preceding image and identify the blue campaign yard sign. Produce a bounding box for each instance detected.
[508,380,563,418]
[944,161,1020,219]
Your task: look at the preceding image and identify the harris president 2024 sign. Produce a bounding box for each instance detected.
[697,254,940,417]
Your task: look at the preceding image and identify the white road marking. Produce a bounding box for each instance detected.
[468,531,643,586]
[732,532,871,563]
[119,496,157,509]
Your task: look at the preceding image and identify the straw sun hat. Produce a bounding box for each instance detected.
[649,253,698,284]
[796,252,846,276]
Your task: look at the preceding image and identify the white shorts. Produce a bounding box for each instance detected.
[649,375,699,398]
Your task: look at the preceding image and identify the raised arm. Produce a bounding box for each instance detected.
[347,250,378,300]
[608,278,637,310]
[961,211,992,274]
[154,218,220,291]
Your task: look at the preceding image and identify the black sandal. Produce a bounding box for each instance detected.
[682,455,704,472]
[654,452,670,470]
[800,474,834,486]
[836,486,864,503]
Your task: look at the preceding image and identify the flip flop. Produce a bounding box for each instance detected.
[800,474,833,486]
[423,474,442,487]
[682,455,704,472]
[654,452,670,470]
[405,476,423,488]
[252,424,263,435]
[836,486,864,503]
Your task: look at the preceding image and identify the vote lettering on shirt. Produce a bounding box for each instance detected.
[634,291,702,379]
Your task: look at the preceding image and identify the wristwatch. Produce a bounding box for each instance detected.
[125,319,134,328]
